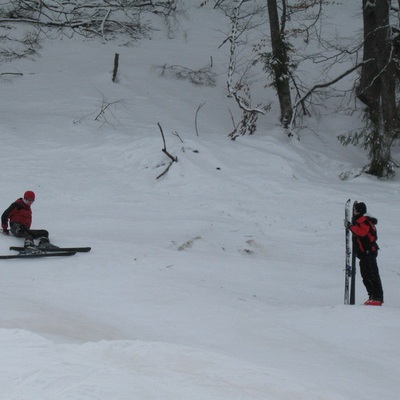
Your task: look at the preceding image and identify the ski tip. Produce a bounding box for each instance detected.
[0,251,76,259]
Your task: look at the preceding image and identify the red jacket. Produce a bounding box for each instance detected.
[350,215,378,255]
[1,198,32,229]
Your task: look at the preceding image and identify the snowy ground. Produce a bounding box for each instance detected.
[1,2,400,399]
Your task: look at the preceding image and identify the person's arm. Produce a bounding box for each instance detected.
[1,202,17,233]
[350,221,369,237]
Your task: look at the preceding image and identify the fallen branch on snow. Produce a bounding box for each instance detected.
[156,122,178,180]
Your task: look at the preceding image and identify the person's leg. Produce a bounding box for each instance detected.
[10,223,34,246]
[360,254,383,302]
[28,229,49,240]
[359,257,374,300]
[365,253,384,302]
[28,229,51,246]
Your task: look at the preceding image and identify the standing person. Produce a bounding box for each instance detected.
[1,191,51,248]
[349,202,384,306]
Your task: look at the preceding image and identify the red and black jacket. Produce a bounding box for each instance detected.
[1,198,32,229]
[350,215,379,257]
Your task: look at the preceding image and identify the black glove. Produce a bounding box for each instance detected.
[2,224,9,235]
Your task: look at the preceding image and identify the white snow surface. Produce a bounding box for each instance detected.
[1,2,400,399]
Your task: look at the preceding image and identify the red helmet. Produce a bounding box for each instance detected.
[24,190,35,201]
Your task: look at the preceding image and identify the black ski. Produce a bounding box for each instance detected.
[10,246,91,253]
[0,251,76,259]
[344,199,352,305]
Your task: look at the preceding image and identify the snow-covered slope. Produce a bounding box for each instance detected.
[0,3,399,399]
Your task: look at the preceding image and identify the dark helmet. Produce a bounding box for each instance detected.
[354,202,367,215]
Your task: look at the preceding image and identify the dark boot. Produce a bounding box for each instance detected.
[38,237,58,249]
[24,238,34,248]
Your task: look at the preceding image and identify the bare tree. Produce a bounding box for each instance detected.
[218,0,332,136]
[266,0,292,128]
[356,0,399,178]
[0,0,179,41]
[222,0,269,139]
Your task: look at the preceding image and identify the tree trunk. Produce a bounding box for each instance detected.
[267,0,293,128]
[358,0,381,123]
[358,0,397,177]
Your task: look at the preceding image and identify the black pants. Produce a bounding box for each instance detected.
[10,222,49,242]
[359,252,384,302]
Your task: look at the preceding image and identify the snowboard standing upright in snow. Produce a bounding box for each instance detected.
[344,199,354,304]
